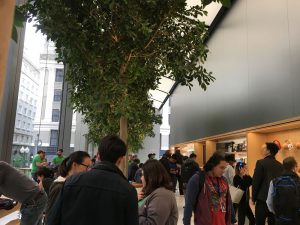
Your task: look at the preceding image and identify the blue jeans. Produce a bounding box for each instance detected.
[20,191,47,225]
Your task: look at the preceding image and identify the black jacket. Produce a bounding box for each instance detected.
[159,156,171,175]
[233,175,252,204]
[47,161,138,225]
[252,155,283,202]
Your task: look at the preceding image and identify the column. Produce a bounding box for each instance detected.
[58,68,73,157]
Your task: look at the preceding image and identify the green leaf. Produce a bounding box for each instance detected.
[12,26,18,43]
[219,0,231,7]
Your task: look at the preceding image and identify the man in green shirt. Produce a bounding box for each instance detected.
[52,149,65,166]
[31,150,47,181]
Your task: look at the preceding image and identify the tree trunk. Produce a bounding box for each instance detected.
[119,116,128,177]
[0,1,15,108]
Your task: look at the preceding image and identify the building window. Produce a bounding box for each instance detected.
[53,89,62,102]
[55,69,64,82]
[52,109,60,122]
[50,130,58,147]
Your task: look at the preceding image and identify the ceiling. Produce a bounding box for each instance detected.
[149,1,223,109]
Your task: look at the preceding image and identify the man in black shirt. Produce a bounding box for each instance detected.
[252,142,283,225]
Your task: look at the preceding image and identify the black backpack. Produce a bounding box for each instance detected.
[273,175,300,223]
[181,160,198,184]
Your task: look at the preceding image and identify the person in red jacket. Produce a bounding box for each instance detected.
[183,153,232,225]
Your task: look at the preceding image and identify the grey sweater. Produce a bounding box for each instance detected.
[139,187,178,225]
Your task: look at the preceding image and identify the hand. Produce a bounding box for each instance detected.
[137,191,145,201]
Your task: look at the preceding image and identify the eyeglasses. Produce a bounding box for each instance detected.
[79,163,91,170]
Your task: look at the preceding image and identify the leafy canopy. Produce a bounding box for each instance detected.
[20,0,227,151]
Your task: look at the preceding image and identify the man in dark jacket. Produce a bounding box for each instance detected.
[159,150,172,175]
[48,135,138,225]
[174,147,184,195]
[266,156,300,225]
[252,142,283,225]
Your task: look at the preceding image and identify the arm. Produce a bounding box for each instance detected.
[139,192,174,225]
[125,188,139,225]
[252,160,263,202]
[183,174,200,225]
[242,175,253,188]
[266,181,275,214]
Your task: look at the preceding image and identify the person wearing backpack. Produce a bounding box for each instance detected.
[266,156,300,225]
[183,153,232,225]
[181,153,200,194]
[252,142,283,225]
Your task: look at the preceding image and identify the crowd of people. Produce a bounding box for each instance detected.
[0,138,299,225]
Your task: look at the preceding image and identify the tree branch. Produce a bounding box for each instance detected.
[143,17,167,50]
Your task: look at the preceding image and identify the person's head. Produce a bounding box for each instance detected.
[283,156,298,173]
[169,154,177,163]
[139,163,144,169]
[141,159,172,195]
[262,142,279,157]
[190,153,197,160]
[132,154,138,160]
[175,147,181,154]
[35,167,54,182]
[164,150,172,158]
[204,153,227,177]
[225,154,236,166]
[37,150,45,159]
[98,135,127,166]
[128,154,133,161]
[235,162,247,176]
[59,151,91,177]
[133,158,140,164]
[57,149,63,156]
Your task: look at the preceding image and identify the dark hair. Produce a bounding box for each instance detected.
[235,162,246,175]
[148,153,152,159]
[98,135,127,163]
[133,158,140,164]
[139,163,144,168]
[35,167,54,179]
[59,151,90,177]
[266,142,279,156]
[164,150,172,158]
[142,159,172,196]
[190,153,197,158]
[37,150,45,154]
[225,154,235,163]
[57,149,63,152]
[171,154,177,160]
[204,153,226,172]
[283,156,297,172]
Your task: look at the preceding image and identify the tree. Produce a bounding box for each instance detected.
[20,0,230,172]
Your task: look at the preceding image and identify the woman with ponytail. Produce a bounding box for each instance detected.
[45,151,91,221]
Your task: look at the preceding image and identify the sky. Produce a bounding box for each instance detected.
[23,21,46,68]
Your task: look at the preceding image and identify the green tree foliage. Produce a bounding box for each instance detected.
[20,0,228,151]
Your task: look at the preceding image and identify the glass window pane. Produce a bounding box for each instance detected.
[53,89,62,102]
[52,109,60,122]
[55,69,64,82]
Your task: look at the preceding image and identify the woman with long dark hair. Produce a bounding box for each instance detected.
[45,151,91,223]
[233,162,255,225]
[138,159,178,225]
